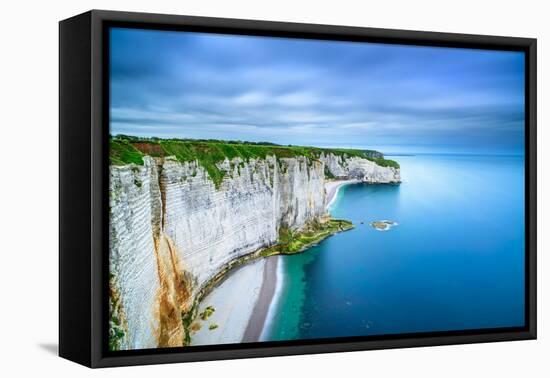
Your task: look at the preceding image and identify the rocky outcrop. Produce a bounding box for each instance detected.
[109,152,399,350]
[320,153,401,183]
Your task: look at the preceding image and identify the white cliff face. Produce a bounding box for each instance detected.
[160,155,326,289]
[109,158,162,350]
[109,153,399,350]
[320,153,401,183]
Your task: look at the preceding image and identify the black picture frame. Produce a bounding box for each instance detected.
[59,9,537,368]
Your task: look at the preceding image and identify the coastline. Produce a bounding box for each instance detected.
[242,256,279,342]
[190,259,266,346]
[259,255,285,341]
[191,179,358,345]
[325,179,361,210]
[244,179,359,342]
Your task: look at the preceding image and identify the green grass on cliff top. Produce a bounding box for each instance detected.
[109,135,400,187]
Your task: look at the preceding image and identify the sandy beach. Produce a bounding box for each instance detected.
[190,259,266,346]
[325,179,361,210]
[189,179,362,346]
[191,179,361,346]
[242,256,279,342]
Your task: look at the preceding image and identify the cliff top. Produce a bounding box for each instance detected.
[110,136,399,185]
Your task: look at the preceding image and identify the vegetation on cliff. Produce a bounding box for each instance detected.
[191,219,354,297]
[110,139,146,166]
[180,217,353,342]
[261,219,354,256]
[109,135,399,188]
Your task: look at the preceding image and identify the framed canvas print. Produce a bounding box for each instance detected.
[59,10,537,368]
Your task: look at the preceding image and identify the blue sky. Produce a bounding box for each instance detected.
[110,28,525,154]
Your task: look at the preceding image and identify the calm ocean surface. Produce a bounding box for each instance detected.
[265,154,525,341]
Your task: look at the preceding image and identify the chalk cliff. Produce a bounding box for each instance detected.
[109,151,400,350]
[320,153,401,183]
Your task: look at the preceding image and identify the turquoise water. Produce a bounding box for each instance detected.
[266,154,525,341]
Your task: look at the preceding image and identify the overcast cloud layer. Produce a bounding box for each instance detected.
[110,28,525,154]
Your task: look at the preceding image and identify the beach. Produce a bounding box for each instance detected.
[325,179,360,210]
[191,179,361,346]
[190,256,281,345]
[190,258,267,346]
[242,256,279,342]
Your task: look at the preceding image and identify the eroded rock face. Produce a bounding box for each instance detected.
[109,153,399,350]
[109,158,162,350]
[319,153,401,183]
[346,158,401,183]
[160,155,326,291]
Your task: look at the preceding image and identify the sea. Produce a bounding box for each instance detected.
[263,153,526,341]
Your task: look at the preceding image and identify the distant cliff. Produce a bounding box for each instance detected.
[361,149,384,159]
[320,153,400,183]
[108,138,400,350]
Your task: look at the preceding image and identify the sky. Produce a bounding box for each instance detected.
[110,27,525,155]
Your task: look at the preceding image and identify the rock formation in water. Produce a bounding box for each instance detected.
[108,143,400,350]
